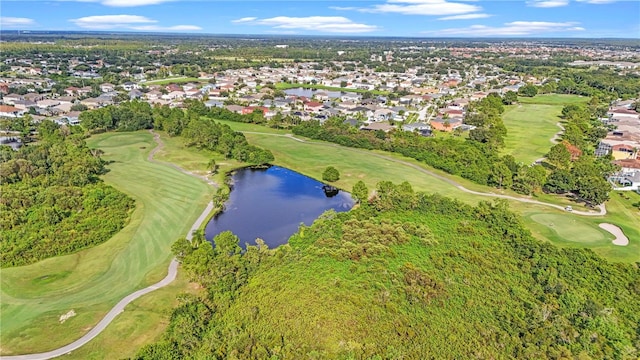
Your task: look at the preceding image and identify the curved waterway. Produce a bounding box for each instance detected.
[205,166,353,248]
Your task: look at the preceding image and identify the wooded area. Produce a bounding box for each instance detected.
[0,122,134,267]
[137,181,640,359]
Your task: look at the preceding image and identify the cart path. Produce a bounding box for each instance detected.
[242,131,606,216]
[1,132,217,360]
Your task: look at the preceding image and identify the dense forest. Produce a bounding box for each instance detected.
[0,121,134,267]
[136,181,640,359]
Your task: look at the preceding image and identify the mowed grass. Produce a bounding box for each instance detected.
[0,131,213,355]
[59,271,203,360]
[518,94,589,106]
[523,192,640,263]
[502,104,564,164]
[216,120,639,263]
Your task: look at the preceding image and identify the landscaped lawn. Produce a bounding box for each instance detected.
[502,104,564,164]
[0,132,213,355]
[517,94,589,106]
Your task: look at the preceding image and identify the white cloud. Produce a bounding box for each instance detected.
[527,0,569,7]
[438,13,491,20]
[71,14,155,29]
[0,17,35,29]
[425,21,586,36]
[232,17,257,23]
[59,0,173,7]
[232,16,379,33]
[361,0,482,16]
[70,14,200,31]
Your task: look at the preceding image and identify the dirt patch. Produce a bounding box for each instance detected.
[59,310,77,324]
[599,223,629,246]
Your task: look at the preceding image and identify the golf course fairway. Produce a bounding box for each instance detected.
[0,132,213,355]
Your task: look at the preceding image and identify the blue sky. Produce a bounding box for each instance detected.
[1,0,639,38]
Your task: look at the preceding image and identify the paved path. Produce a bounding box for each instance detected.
[243,131,606,216]
[1,132,217,360]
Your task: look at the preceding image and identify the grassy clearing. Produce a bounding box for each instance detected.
[502,104,564,164]
[0,131,213,355]
[275,82,388,95]
[517,94,589,106]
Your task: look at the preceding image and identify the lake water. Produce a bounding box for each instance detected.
[205,166,353,248]
[284,87,343,99]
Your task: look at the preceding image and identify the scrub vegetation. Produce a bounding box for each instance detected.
[137,182,640,359]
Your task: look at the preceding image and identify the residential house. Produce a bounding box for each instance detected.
[304,101,323,113]
[0,105,25,118]
[402,122,432,136]
[80,98,103,109]
[162,91,185,100]
[611,144,637,160]
[2,93,23,105]
[361,122,394,132]
[100,83,116,93]
[146,90,162,100]
[242,106,269,116]
[13,100,37,111]
[226,105,244,114]
[37,99,61,109]
[123,82,140,91]
[430,117,462,132]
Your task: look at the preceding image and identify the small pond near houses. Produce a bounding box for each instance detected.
[205,166,353,248]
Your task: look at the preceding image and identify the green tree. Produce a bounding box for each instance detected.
[503,90,517,105]
[322,166,340,182]
[575,176,610,205]
[544,169,574,194]
[489,162,513,189]
[518,84,538,97]
[351,180,369,204]
[546,143,571,169]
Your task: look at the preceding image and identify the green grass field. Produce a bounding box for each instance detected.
[0,132,213,355]
[518,94,589,106]
[59,271,203,360]
[502,104,564,164]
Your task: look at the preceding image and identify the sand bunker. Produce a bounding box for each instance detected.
[599,223,629,246]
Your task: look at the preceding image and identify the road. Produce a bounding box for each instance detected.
[242,131,606,216]
[1,132,217,360]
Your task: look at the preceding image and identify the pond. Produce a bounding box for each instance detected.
[205,166,354,248]
[283,87,343,99]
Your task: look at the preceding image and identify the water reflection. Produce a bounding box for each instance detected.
[205,166,353,248]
